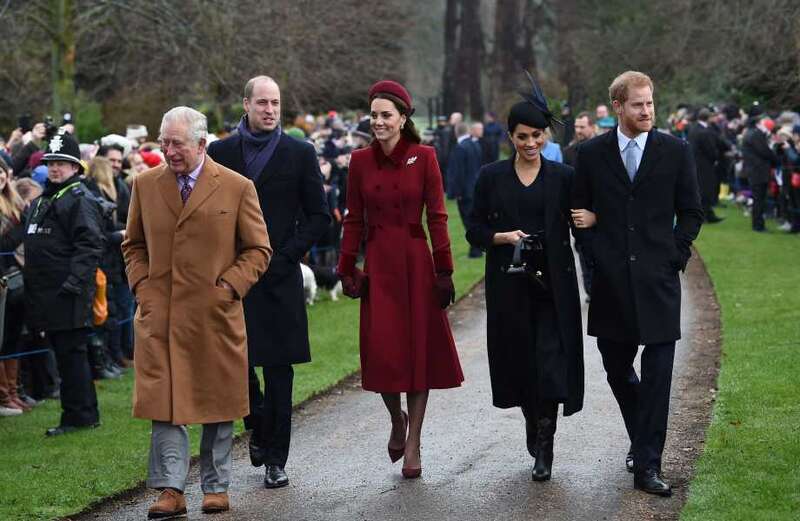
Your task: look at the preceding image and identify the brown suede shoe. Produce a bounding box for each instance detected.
[147,488,187,519]
[201,492,230,514]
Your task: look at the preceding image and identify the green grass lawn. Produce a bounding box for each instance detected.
[681,206,800,520]
[0,199,484,521]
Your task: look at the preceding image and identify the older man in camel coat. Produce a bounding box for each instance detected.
[123,106,271,518]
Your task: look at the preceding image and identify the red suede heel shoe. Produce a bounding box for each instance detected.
[388,411,408,463]
[401,466,422,479]
[402,446,422,479]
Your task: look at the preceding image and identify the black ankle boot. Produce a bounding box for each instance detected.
[532,416,557,481]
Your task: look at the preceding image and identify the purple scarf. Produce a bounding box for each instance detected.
[237,115,281,182]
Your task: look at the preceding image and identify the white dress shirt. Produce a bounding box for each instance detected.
[617,127,648,173]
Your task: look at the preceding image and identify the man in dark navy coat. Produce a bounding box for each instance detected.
[447,122,483,257]
[208,75,330,489]
[741,117,780,231]
[572,71,703,497]
[687,108,726,223]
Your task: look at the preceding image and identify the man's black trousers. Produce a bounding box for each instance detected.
[751,182,768,231]
[597,338,675,473]
[248,365,294,468]
[48,327,100,427]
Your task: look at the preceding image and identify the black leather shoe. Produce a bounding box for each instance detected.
[634,468,672,497]
[45,423,100,437]
[626,450,634,473]
[264,465,289,488]
[706,214,725,223]
[249,438,265,467]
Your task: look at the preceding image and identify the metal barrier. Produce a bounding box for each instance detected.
[0,348,50,361]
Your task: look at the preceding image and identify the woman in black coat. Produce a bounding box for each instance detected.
[466,90,591,482]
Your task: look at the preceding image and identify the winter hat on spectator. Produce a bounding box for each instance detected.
[32,165,48,184]
[126,124,148,141]
[762,118,775,132]
[42,131,83,173]
[353,117,371,140]
[368,80,414,114]
[27,150,45,170]
[100,133,132,158]
[777,126,793,140]
[139,150,163,168]
[748,101,764,118]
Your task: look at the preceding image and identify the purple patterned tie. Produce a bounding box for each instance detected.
[179,175,192,205]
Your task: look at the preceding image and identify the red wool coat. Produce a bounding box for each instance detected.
[338,138,464,392]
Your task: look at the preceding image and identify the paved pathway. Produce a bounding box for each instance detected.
[81,258,708,521]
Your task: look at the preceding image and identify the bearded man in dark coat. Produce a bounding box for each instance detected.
[572,71,703,497]
[208,75,330,489]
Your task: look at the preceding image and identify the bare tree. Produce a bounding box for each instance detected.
[1,0,411,135]
[457,0,485,120]
[441,0,460,115]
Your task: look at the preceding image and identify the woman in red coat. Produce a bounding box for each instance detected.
[337,80,464,479]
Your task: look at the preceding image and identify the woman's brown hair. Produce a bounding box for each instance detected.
[0,157,24,222]
[370,93,421,144]
[87,156,117,203]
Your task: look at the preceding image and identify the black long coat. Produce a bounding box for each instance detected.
[22,178,105,332]
[572,128,704,344]
[466,158,584,415]
[742,127,780,185]
[687,123,722,206]
[208,132,330,366]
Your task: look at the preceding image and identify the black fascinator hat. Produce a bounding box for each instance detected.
[508,71,564,132]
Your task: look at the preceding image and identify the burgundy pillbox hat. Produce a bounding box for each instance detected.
[368,80,413,112]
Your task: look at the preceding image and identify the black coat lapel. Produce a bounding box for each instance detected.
[227,134,246,178]
[541,160,557,238]
[498,159,521,225]
[632,129,662,189]
[601,128,632,187]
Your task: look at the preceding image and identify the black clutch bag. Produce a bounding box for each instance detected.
[502,232,548,291]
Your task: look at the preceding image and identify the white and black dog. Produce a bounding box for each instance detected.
[300,263,342,305]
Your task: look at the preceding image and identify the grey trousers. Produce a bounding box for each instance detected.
[147,421,233,493]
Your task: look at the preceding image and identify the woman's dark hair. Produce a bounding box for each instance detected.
[370,93,421,144]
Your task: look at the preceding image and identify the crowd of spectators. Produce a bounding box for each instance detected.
[664,103,800,233]
[2,98,797,424]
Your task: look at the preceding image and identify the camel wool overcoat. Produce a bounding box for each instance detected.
[122,156,271,425]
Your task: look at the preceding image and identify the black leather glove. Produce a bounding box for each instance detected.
[435,272,456,309]
[342,268,369,299]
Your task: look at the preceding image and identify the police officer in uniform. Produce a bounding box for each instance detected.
[23,131,105,436]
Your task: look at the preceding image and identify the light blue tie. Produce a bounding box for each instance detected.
[623,139,638,181]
